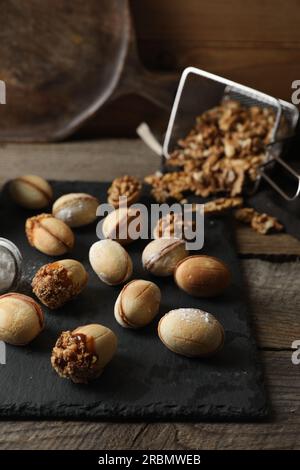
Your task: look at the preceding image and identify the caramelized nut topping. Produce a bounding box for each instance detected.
[51,331,98,384]
[32,260,88,309]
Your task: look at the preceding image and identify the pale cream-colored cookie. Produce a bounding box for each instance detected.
[89,239,132,286]
[114,280,161,328]
[142,238,188,276]
[10,175,53,209]
[102,207,141,245]
[0,293,44,345]
[158,308,224,357]
[53,193,99,228]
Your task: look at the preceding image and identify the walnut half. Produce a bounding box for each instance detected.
[235,207,283,235]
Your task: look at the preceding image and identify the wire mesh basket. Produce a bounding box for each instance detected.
[162,67,299,200]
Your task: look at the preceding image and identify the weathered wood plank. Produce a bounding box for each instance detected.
[0,140,161,186]
[235,224,300,256]
[242,260,300,349]
[0,351,298,450]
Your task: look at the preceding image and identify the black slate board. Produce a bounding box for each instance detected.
[0,181,267,420]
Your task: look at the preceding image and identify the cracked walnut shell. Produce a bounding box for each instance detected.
[26,213,75,256]
[32,259,88,309]
[51,324,117,383]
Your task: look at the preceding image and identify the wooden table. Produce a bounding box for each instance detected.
[0,140,300,450]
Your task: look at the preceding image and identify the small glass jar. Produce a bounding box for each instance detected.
[0,238,23,295]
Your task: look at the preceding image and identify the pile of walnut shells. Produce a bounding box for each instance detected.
[0,173,232,385]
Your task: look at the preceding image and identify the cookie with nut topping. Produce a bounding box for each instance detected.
[51,324,117,383]
[32,259,88,309]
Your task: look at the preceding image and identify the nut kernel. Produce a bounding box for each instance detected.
[32,259,88,309]
[51,323,117,383]
[108,175,141,208]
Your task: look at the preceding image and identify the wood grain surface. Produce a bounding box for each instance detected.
[77,0,300,137]
[0,139,299,450]
[130,0,300,101]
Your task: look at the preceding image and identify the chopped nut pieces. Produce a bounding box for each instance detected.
[145,171,194,204]
[204,197,243,215]
[235,208,283,235]
[145,100,275,202]
[153,212,196,240]
[234,207,255,224]
[108,175,142,208]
